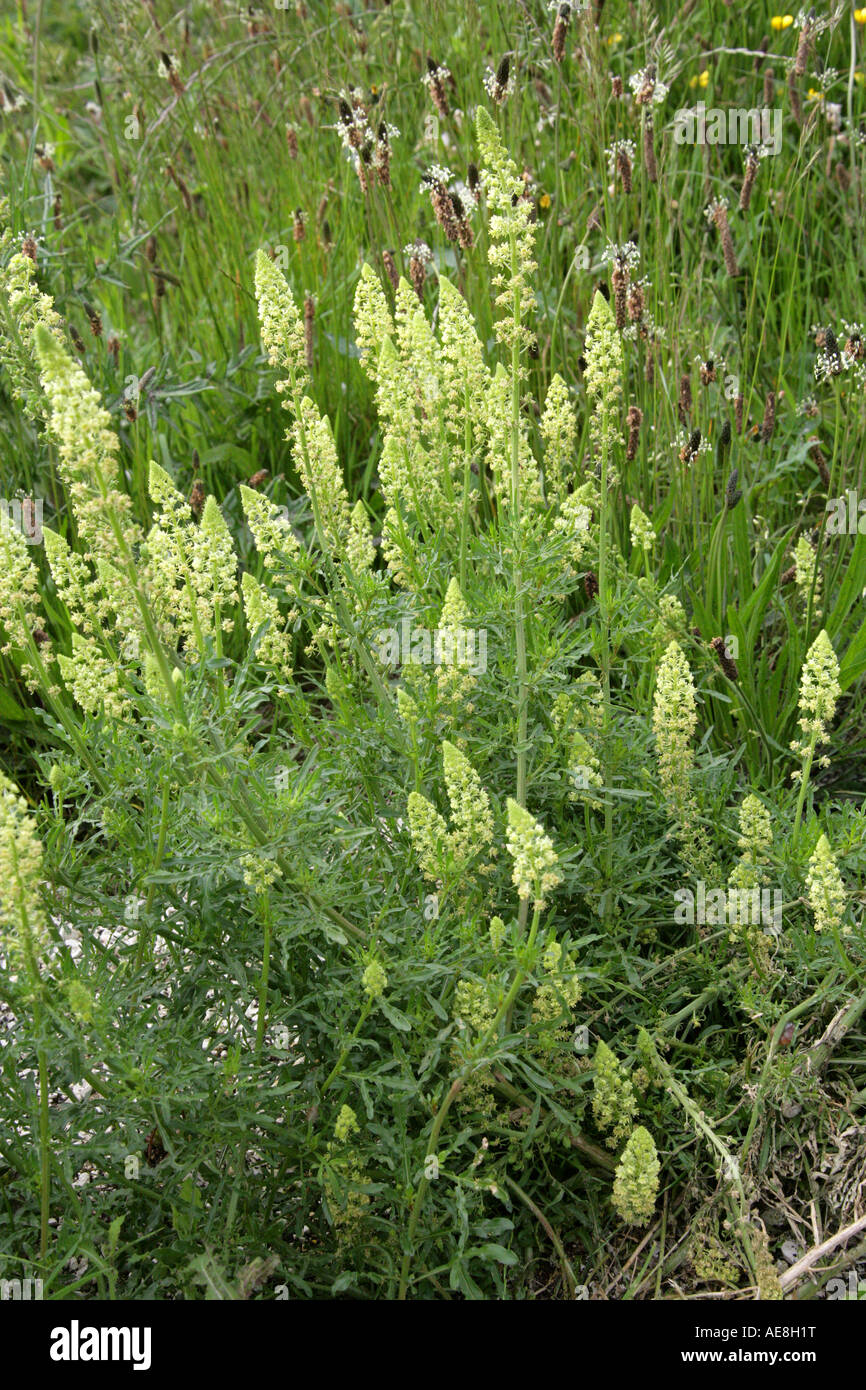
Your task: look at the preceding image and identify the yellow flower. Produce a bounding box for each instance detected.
[689,69,710,88]
[606,32,622,45]
[807,87,824,101]
[539,191,551,210]
[770,14,794,30]
[855,9,866,24]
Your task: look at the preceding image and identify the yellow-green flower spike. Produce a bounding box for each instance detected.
[791,629,840,764]
[442,740,494,865]
[612,1126,660,1225]
[254,248,309,387]
[504,798,562,911]
[0,771,49,993]
[407,791,449,882]
[806,832,847,935]
[592,1039,637,1147]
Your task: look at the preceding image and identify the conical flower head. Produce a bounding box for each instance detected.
[540,372,576,505]
[346,499,376,575]
[584,289,622,414]
[254,249,308,386]
[353,261,395,375]
[653,640,697,752]
[242,571,293,678]
[199,495,238,632]
[0,508,52,687]
[475,106,537,349]
[407,790,449,882]
[592,1039,637,1146]
[0,771,48,990]
[32,324,141,613]
[435,577,480,710]
[806,832,847,935]
[792,629,840,760]
[442,740,494,864]
[438,276,490,452]
[612,1126,660,1225]
[240,485,301,581]
[292,396,351,558]
[629,503,655,551]
[0,248,65,417]
[505,798,562,911]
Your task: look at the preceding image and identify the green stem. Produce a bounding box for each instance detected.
[320,998,373,1095]
[459,380,473,592]
[134,774,172,970]
[597,406,614,920]
[793,732,817,839]
[502,1174,577,1297]
[509,239,528,813]
[254,893,272,1064]
[36,1029,50,1263]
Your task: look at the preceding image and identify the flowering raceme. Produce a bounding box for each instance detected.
[254,247,310,388]
[0,237,65,416]
[441,741,494,866]
[791,629,840,767]
[407,743,494,885]
[435,577,479,711]
[584,288,623,450]
[0,772,48,991]
[612,1126,660,1224]
[729,793,773,890]
[57,633,128,720]
[475,106,537,352]
[806,833,847,935]
[653,640,698,816]
[592,1039,637,1146]
[540,373,577,506]
[145,462,239,656]
[505,799,562,911]
[0,509,53,691]
[653,640,715,877]
[32,324,142,580]
[241,572,294,679]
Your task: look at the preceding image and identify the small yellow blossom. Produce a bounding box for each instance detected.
[770,14,794,30]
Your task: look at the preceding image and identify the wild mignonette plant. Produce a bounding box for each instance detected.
[0,91,863,1304]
